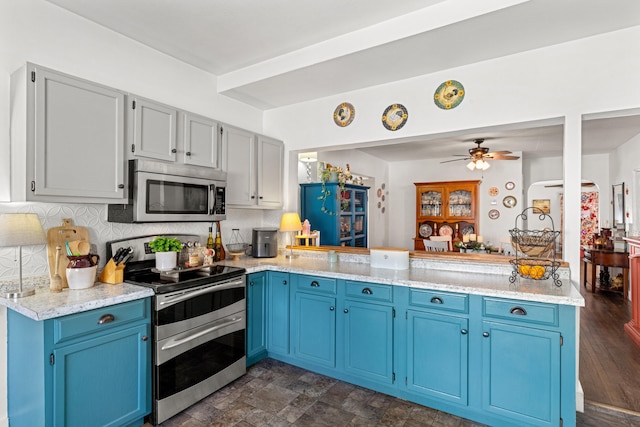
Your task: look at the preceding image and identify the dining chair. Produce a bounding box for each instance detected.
[423,239,450,252]
[429,235,453,251]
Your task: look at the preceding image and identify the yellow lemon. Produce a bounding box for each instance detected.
[518,265,531,277]
[530,265,546,279]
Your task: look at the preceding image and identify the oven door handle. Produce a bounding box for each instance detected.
[160,316,243,351]
[159,279,244,307]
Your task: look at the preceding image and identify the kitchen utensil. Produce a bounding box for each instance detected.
[46,218,91,288]
[65,241,73,256]
[50,246,63,293]
[69,239,90,256]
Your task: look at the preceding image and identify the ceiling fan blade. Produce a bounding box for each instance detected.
[440,158,470,164]
[487,154,520,160]
[486,150,512,155]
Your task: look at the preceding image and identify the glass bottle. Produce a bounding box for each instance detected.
[206,226,214,249]
[214,222,224,261]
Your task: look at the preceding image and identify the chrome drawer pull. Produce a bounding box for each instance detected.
[510,306,527,316]
[461,329,468,335]
[97,314,115,324]
[430,297,443,304]
[361,288,373,295]
[483,332,490,338]
[310,281,320,287]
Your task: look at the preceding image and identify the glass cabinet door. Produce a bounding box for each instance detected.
[448,189,473,218]
[420,189,444,218]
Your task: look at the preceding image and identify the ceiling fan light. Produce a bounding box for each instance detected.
[481,160,491,170]
[466,161,476,170]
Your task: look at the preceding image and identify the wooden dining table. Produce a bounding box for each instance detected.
[582,247,629,299]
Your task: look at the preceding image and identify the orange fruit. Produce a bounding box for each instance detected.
[530,265,546,279]
[518,265,531,277]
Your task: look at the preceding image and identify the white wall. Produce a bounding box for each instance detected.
[611,133,640,234]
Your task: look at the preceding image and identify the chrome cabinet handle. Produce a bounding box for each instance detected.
[344,308,349,313]
[142,336,148,341]
[186,151,191,156]
[117,184,124,189]
[249,281,254,286]
[510,306,527,316]
[98,314,114,324]
[329,306,335,311]
[483,332,490,338]
[461,329,468,335]
[361,288,373,295]
[310,281,320,287]
[171,148,177,153]
[283,280,287,285]
[430,297,443,304]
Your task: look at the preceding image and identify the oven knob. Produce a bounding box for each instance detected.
[185,241,194,248]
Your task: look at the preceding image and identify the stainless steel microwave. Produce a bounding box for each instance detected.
[108,160,226,223]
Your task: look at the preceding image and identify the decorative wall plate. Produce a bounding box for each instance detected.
[461,225,474,236]
[377,188,382,198]
[333,102,355,127]
[434,80,465,110]
[488,186,499,196]
[505,181,515,190]
[439,224,454,236]
[503,196,517,208]
[419,223,433,238]
[488,209,500,219]
[382,104,408,131]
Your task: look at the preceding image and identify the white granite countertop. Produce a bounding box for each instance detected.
[219,250,585,307]
[1,249,584,321]
[0,276,154,321]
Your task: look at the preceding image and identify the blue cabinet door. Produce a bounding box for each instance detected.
[343,300,394,385]
[267,271,290,356]
[246,272,267,365]
[52,323,150,427]
[293,292,336,367]
[481,321,560,426]
[406,310,468,405]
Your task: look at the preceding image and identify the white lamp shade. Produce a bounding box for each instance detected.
[0,213,46,247]
[280,212,302,232]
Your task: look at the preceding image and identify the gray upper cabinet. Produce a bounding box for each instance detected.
[181,112,222,170]
[128,96,178,162]
[223,126,283,209]
[257,135,284,208]
[9,63,126,202]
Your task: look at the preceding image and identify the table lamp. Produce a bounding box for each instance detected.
[0,213,46,298]
[279,212,302,259]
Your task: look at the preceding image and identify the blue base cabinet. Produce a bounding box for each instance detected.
[261,272,577,427]
[246,272,267,366]
[8,298,151,427]
[267,271,290,356]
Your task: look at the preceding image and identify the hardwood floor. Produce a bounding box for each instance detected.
[579,282,640,413]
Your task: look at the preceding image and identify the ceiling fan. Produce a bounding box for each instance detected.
[441,139,520,170]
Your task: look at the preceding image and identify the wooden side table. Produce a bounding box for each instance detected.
[582,248,629,299]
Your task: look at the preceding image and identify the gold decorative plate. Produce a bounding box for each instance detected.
[382,104,408,131]
[333,102,355,127]
[434,80,465,110]
[503,196,517,208]
[488,186,499,196]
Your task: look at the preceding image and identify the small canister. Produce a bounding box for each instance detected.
[327,250,338,263]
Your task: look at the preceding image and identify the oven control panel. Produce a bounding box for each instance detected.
[106,234,202,263]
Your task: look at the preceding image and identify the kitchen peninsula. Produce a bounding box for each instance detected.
[225,247,583,427]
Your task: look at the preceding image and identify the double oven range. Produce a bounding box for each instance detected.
[107,235,247,425]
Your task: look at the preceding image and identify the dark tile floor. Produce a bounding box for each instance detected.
[156,358,640,427]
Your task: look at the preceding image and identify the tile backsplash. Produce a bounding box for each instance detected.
[0,202,280,280]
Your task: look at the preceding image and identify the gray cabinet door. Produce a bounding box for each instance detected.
[224,126,256,206]
[182,112,221,169]
[257,136,284,208]
[32,66,125,200]
[129,96,177,162]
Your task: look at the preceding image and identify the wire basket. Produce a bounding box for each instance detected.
[509,207,562,286]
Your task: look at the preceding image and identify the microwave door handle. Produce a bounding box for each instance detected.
[209,184,216,215]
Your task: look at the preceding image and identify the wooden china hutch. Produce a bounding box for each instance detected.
[624,236,640,347]
[414,180,480,251]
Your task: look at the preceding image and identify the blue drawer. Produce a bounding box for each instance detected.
[345,281,392,303]
[409,289,468,314]
[482,297,558,327]
[295,274,337,295]
[53,298,149,344]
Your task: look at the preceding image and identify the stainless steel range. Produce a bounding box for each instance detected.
[107,235,247,425]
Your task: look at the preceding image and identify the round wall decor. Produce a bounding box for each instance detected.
[381,104,408,131]
[333,102,355,127]
[434,80,465,110]
[488,186,499,196]
[505,181,515,190]
[503,196,517,208]
[488,209,500,219]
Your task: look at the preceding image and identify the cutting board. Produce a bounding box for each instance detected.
[46,218,90,288]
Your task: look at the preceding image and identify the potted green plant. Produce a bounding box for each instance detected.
[149,236,182,271]
[318,164,353,215]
